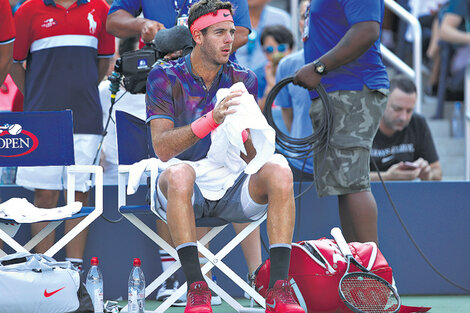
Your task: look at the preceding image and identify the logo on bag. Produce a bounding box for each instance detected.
[44,287,65,297]
[266,299,276,309]
[0,123,39,157]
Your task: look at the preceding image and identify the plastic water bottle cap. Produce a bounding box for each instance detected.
[133,258,141,266]
[90,257,99,266]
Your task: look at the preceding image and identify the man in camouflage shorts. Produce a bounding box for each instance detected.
[294,0,389,245]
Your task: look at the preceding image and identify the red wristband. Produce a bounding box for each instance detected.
[242,129,249,143]
[191,110,220,139]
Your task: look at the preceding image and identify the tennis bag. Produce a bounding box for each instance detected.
[254,238,393,313]
[0,252,81,313]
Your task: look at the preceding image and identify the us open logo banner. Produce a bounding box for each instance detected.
[0,124,39,157]
[0,111,75,167]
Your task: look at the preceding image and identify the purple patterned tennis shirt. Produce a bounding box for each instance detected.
[146,53,258,161]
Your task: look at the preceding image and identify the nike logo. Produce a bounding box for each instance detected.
[223,13,230,17]
[381,155,394,163]
[44,287,65,297]
[266,299,276,309]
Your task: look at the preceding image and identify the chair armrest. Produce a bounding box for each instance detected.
[66,165,103,216]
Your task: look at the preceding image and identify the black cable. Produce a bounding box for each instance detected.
[371,158,470,293]
[262,76,334,245]
[88,71,127,224]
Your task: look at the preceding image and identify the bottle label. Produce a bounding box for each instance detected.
[93,289,104,313]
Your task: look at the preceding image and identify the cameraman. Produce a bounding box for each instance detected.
[106,0,251,56]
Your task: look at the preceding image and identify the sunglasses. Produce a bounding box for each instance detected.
[264,43,288,54]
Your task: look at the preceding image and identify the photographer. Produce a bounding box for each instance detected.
[106,0,251,56]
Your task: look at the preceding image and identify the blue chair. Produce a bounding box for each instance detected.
[0,111,103,257]
[115,110,266,312]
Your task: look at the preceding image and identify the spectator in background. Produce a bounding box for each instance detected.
[0,0,14,84]
[275,0,313,181]
[440,0,470,44]
[370,76,442,181]
[254,24,294,110]
[293,0,389,245]
[10,0,114,271]
[236,0,291,69]
[106,0,251,57]
[439,0,470,83]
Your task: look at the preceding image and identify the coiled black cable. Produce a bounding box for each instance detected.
[263,76,334,166]
[263,76,334,242]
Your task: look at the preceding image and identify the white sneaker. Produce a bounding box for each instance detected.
[211,294,222,306]
[243,272,256,299]
[156,275,187,306]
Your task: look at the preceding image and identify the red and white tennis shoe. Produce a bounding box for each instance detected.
[265,280,305,313]
[184,281,212,313]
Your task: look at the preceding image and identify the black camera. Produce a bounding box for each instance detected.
[113,26,193,94]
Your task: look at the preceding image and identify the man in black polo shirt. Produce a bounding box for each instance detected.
[370,76,442,181]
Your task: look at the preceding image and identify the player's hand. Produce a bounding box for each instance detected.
[212,90,243,124]
[385,163,420,180]
[141,20,165,43]
[293,62,322,90]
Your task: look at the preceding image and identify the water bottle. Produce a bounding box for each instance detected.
[128,258,145,313]
[452,101,465,138]
[86,257,104,313]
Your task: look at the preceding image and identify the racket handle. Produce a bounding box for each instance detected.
[331,227,353,257]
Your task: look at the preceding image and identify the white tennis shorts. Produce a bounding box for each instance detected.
[16,134,101,192]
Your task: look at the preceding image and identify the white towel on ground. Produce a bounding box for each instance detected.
[0,198,82,223]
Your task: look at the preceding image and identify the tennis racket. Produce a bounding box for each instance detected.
[330,227,401,313]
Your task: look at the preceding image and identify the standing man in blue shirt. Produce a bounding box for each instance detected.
[293,0,389,245]
[106,0,250,55]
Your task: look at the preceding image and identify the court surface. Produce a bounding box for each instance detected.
[117,295,470,312]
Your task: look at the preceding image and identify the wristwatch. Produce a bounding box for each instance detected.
[313,59,328,76]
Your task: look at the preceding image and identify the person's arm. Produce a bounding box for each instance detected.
[9,62,25,94]
[428,161,442,181]
[414,158,442,181]
[97,58,112,83]
[106,9,164,42]
[240,129,257,164]
[370,162,421,181]
[150,91,243,161]
[293,21,380,90]
[0,42,13,84]
[281,107,293,132]
[440,12,470,44]
[232,26,249,53]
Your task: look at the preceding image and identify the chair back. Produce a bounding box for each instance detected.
[0,111,74,167]
[115,110,150,165]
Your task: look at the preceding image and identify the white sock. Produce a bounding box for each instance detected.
[160,249,176,272]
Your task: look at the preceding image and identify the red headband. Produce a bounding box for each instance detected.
[190,9,234,35]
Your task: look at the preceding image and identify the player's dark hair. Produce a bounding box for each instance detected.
[390,75,417,94]
[260,25,294,49]
[188,0,233,35]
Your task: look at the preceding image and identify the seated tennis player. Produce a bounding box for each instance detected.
[145,0,304,312]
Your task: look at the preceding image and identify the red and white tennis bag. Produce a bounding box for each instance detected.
[255,238,393,313]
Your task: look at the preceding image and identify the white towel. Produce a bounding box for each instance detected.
[127,82,276,201]
[208,82,275,174]
[0,198,82,223]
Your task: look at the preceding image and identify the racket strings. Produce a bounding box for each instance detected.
[340,274,399,313]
